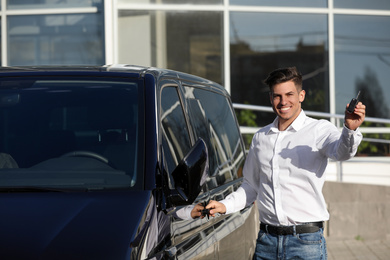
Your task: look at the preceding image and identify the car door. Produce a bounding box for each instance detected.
[182,83,257,259]
[152,83,216,260]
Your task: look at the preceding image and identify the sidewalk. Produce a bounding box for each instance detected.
[327,239,390,260]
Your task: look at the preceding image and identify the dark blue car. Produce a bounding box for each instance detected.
[0,65,257,259]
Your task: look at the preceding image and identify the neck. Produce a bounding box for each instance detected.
[278,120,292,131]
[278,110,301,131]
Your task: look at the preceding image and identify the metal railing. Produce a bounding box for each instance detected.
[233,103,390,182]
[233,103,390,139]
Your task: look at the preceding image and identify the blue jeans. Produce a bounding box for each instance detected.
[253,228,327,260]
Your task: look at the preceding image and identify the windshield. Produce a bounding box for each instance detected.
[0,76,142,191]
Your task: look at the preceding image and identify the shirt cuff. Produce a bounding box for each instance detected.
[174,205,194,220]
[343,124,359,132]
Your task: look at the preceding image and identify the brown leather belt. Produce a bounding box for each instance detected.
[260,222,323,235]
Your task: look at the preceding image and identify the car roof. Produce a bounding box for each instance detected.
[0,64,228,95]
[0,64,146,72]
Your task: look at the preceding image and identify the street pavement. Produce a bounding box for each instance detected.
[327,239,390,260]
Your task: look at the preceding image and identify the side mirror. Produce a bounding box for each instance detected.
[165,138,208,208]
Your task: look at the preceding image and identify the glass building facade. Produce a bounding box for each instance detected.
[1,0,390,126]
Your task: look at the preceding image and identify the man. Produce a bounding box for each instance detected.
[199,67,366,259]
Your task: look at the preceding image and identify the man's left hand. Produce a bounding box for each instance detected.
[345,102,366,130]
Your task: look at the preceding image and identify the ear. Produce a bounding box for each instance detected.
[299,90,306,103]
[269,92,273,104]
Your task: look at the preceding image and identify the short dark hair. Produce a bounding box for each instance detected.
[263,67,302,91]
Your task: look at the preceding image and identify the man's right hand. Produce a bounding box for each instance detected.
[206,200,227,217]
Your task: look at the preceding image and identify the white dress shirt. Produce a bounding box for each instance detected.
[221,110,362,226]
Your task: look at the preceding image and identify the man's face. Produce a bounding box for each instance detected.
[270,80,305,128]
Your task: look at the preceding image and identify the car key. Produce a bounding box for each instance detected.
[347,91,361,114]
[201,201,210,219]
[201,208,210,219]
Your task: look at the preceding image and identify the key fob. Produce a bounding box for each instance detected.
[347,91,360,114]
[201,208,210,219]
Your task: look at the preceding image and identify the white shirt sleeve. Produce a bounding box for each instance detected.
[219,139,261,214]
[219,186,247,214]
[173,205,194,220]
[318,123,363,161]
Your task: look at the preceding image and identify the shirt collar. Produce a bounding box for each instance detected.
[268,110,306,134]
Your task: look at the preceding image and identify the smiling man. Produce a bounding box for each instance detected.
[204,67,366,259]
[269,72,305,131]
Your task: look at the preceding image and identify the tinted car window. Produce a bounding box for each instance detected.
[160,86,191,175]
[0,77,140,190]
[184,86,245,186]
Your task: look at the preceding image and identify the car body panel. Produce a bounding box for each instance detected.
[0,64,257,259]
[0,191,151,259]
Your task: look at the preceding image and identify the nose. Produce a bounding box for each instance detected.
[280,96,287,105]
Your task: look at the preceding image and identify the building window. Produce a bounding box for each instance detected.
[7,0,101,9]
[334,15,390,119]
[118,10,224,85]
[3,0,103,66]
[8,14,104,65]
[229,0,326,8]
[230,11,328,125]
[119,0,222,4]
[334,0,390,10]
